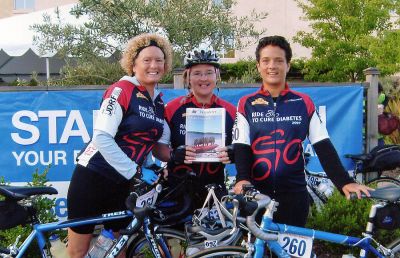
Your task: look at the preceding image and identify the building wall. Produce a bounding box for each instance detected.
[224,0,311,62]
[0,0,14,19]
[0,0,77,18]
[35,0,77,11]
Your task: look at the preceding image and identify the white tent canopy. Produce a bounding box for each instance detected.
[0,4,91,82]
[0,3,85,57]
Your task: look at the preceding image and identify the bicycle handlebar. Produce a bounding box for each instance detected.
[222,190,278,241]
[120,193,154,235]
[244,193,278,241]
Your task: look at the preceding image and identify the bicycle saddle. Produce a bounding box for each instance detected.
[370,186,400,202]
[0,186,58,201]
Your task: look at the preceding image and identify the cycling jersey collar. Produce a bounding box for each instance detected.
[119,76,163,101]
[258,83,290,97]
[188,92,217,108]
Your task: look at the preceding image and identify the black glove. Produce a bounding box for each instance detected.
[170,145,186,164]
[226,144,235,163]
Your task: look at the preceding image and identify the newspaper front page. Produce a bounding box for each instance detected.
[185,108,226,162]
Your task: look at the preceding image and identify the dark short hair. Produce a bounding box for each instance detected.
[255,36,292,63]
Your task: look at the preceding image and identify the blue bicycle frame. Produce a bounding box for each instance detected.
[253,212,383,258]
[15,210,132,258]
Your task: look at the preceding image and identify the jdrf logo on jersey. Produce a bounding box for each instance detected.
[103,87,122,116]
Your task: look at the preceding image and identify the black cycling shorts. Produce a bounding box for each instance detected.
[256,189,310,227]
[67,165,131,234]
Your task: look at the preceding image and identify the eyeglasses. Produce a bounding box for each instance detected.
[190,71,216,78]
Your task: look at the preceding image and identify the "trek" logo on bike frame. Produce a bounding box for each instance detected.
[102,211,127,217]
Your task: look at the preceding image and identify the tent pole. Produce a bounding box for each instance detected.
[46,57,50,81]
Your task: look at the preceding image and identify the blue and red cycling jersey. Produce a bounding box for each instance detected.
[233,84,329,194]
[77,78,165,183]
[159,93,236,187]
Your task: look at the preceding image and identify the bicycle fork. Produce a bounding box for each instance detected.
[143,218,171,258]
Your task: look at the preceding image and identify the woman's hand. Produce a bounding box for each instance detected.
[233,180,252,194]
[342,183,373,199]
[171,145,196,164]
[141,167,160,185]
[216,145,234,164]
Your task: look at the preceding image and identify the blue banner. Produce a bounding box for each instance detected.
[0,85,363,218]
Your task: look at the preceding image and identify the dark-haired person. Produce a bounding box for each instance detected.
[232,35,371,227]
[67,33,173,257]
[153,47,236,212]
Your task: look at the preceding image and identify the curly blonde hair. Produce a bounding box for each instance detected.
[120,33,173,76]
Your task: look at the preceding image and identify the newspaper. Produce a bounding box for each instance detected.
[185,108,226,162]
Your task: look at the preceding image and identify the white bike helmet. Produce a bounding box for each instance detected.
[184,47,220,68]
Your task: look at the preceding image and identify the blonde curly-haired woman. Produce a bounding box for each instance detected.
[67,33,173,258]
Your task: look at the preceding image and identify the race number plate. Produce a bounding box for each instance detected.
[136,188,158,207]
[204,240,218,249]
[277,233,313,258]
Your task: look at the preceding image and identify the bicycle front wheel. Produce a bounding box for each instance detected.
[126,228,186,258]
[186,246,248,258]
[366,176,400,188]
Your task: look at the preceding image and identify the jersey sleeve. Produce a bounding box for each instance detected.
[92,129,138,179]
[232,99,251,145]
[94,86,124,137]
[308,110,330,144]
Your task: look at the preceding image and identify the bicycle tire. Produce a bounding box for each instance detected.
[126,228,186,258]
[387,237,400,257]
[187,246,248,258]
[365,176,400,188]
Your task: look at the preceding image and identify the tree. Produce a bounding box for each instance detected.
[31,0,266,61]
[294,0,400,82]
[369,29,400,75]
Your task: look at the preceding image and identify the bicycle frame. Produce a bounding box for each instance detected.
[253,200,389,258]
[12,210,132,258]
[10,208,175,258]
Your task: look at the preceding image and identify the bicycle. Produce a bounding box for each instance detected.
[188,185,400,257]
[305,144,400,207]
[0,169,188,258]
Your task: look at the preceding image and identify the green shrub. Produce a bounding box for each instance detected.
[306,190,400,255]
[0,166,58,258]
[45,57,124,86]
[159,71,173,84]
[220,59,260,83]
[288,59,306,81]
[219,58,306,84]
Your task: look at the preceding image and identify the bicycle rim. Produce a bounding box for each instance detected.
[126,228,186,258]
[187,246,248,258]
[366,176,400,188]
[388,237,400,257]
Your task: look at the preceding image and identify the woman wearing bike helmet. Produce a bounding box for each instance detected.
[154,47,236,213]
[67,33,173,258]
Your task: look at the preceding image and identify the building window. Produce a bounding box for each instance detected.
[14,0,35,10]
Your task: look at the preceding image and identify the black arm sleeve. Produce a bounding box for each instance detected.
[234,143,253,182]
[313,138,355,192]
